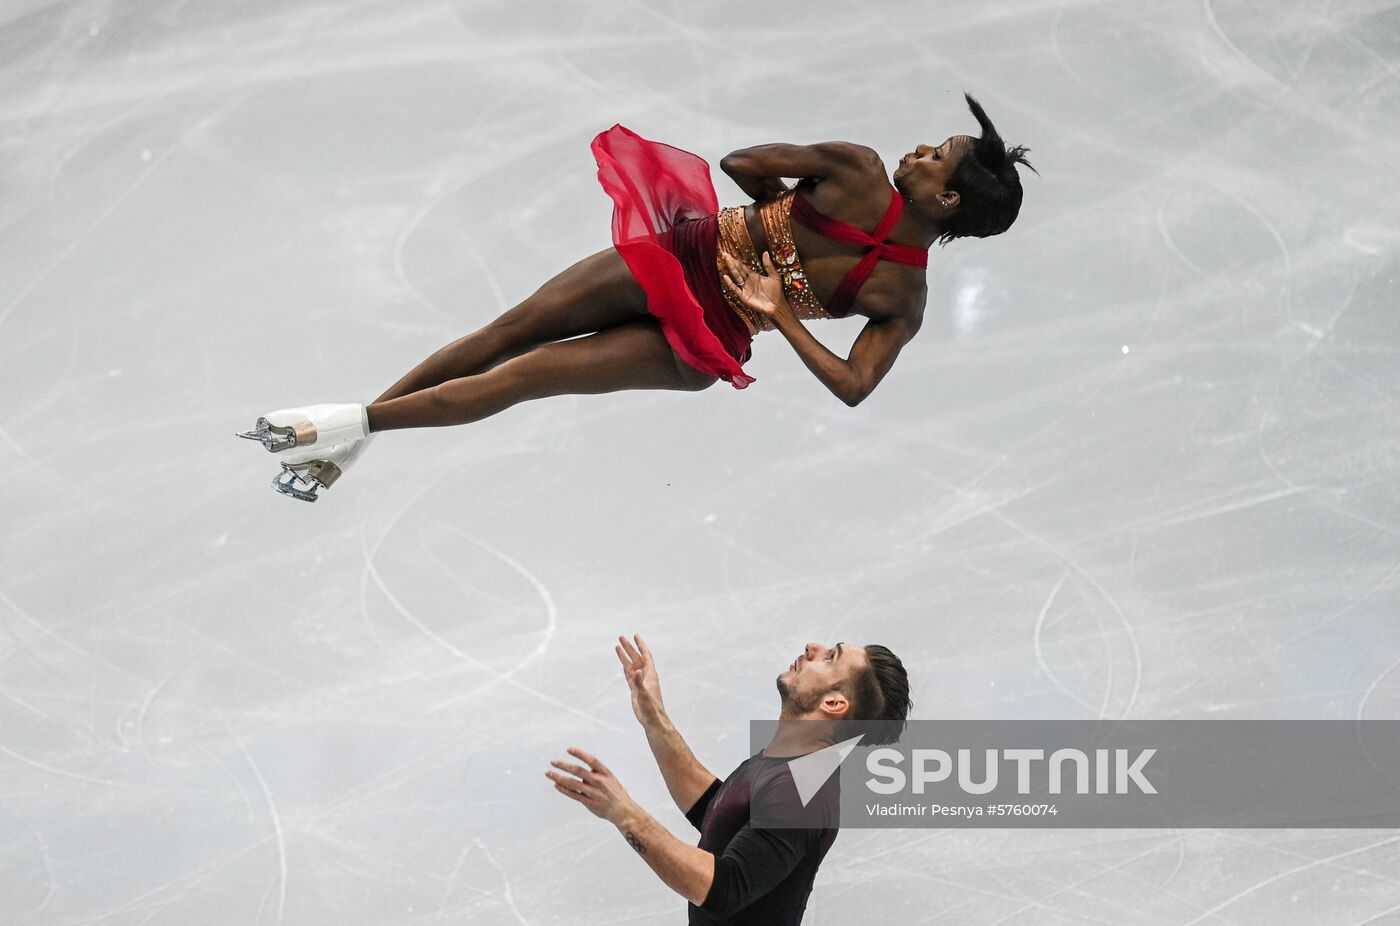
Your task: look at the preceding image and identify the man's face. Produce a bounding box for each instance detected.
[776,641,869,717]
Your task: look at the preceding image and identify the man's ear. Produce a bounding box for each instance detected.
[819,691,851,719]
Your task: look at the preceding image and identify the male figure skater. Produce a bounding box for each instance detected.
[546,635,911,924]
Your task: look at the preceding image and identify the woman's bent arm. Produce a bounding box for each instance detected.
[772,313,919,407]
[719,142,879,198]
[719,251,919,406]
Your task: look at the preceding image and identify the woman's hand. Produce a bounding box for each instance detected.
[547,747,639,826]
[721,251,793,323]
[755,177,790,201]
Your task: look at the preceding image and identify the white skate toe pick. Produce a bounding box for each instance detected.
[237,403,369,453]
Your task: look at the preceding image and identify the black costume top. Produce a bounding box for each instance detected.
[685,753,841,925]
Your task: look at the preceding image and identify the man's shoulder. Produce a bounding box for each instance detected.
[747,756,840,831]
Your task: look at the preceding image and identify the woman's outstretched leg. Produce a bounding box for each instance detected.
[367,317,715,431]
[239,253,689,502]
[374,249,650,403]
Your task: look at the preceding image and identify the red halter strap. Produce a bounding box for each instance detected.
[789,187,929,317]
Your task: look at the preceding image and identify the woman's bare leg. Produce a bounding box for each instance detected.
[374,249,649,403]
[366,317,717,431]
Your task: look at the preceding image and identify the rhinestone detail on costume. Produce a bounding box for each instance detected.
[715,190,834,335]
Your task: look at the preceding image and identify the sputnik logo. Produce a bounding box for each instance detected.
[787,735,864,806]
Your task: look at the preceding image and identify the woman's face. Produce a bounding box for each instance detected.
[893,135,971,212]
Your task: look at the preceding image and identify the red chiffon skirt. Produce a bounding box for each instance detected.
[591,125,755,389]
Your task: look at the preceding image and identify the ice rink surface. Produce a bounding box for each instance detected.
[2,0,1399,922]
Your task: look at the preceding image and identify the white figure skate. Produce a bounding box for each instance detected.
[237,403,369,454]
[269,434,376,502]
[238,403,373,502]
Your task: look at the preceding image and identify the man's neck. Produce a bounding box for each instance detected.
[762,716,838,758]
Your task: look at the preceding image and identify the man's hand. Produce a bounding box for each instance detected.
[546,747,639,826]
[618,634,667,730]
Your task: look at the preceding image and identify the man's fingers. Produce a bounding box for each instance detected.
[618,635,642,664]
[568,746,606,773]
[616,643,632,673]
[552,781,585,803]
[550,759,594,782]
[548,756,593,778]
[634,634,651,658]
[546,768,596,793]
[549,778,594,805]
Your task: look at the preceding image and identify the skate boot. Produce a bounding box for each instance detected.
[237,403,369,454]
[270,434,376,502]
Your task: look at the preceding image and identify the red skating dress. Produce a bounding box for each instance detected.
[591,124,928,390]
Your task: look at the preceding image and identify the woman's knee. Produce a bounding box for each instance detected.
[673,361,719,392]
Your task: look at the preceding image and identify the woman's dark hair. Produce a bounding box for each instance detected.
[844,644,912,746]
[938,93,1037,245]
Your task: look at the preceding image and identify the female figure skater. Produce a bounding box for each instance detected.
[239,94,1034,500]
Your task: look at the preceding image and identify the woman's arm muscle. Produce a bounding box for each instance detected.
[719,142,879,198]
[844,313,921,405]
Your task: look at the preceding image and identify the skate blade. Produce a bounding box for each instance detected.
[272,470,320,502]
[237,417,316,453]
[270,459,344,502]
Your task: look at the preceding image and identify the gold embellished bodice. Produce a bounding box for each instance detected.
[716,190,836,335]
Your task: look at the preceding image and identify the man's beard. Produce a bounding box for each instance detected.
[776,674,823,714]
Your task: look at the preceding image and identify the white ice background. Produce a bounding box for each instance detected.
[2,0,1399,923]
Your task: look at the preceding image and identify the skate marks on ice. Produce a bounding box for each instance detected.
[3,0,1400,923]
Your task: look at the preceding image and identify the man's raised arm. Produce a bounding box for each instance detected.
[617,635,718,816]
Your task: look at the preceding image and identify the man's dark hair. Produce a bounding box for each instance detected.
[843,644,912,746]
[938,93,1037,246]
